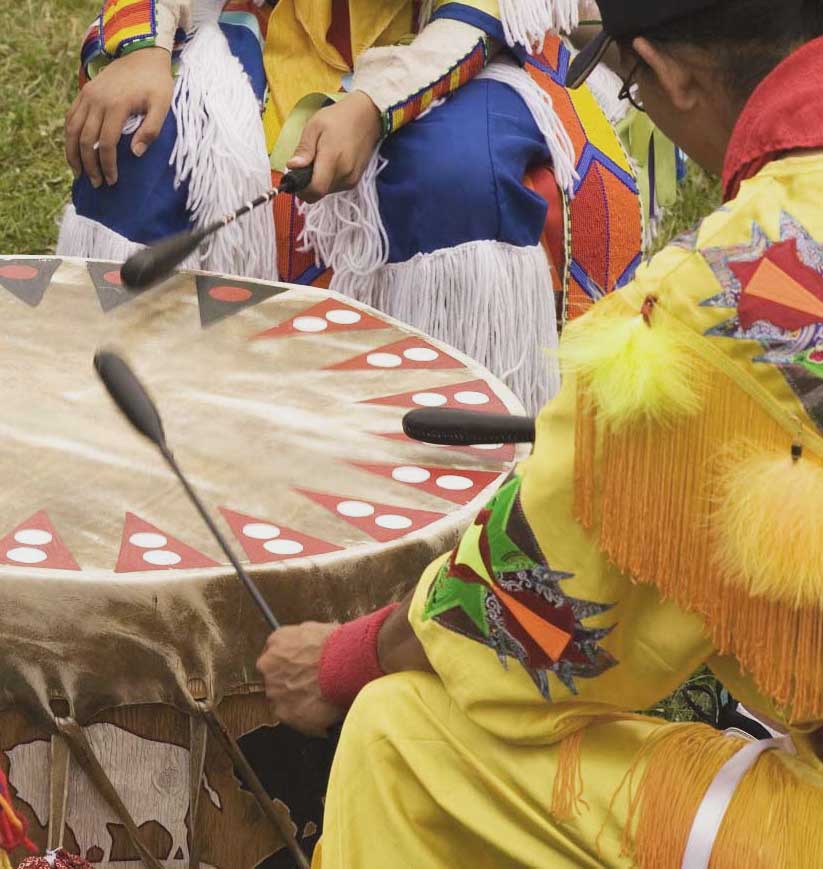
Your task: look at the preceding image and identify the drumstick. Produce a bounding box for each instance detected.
[119,164,314,291]
[402,408,536,446]
[93,350,280,632]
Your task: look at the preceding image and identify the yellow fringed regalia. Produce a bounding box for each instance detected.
[314,150,823,867]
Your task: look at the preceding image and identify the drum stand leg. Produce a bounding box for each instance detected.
[188,717,208,869]
[47,732,71,851]
[196,701,310,869]
[54,717,164,869]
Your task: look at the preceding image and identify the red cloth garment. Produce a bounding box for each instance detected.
[723,36,823,201]
[318,603,400,708]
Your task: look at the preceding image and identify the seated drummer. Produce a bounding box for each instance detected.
[59,0,663,414]
[257,0,823,864]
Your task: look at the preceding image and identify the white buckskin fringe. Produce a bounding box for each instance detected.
[56,204,203,270]
[57,23,276,280]
[298,149,389,288]
[171,22,276,280]
[478,60,578,196]
[582,61,629,125]
[500,0,579,52]
[343,240,560,414]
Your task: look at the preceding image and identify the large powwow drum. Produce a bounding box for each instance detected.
[0,257,526,867]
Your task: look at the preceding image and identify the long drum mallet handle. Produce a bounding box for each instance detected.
[402,408,536,446]
[120,164,315,290]
[94,351,279,631]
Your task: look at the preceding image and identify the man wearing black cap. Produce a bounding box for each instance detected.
[259,1,823,864]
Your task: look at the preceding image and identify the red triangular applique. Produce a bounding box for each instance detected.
[326,337,465,371]
[350,462,503,505]
[361,379,509,415]
[730,238,823,330]
[115,513,218,573]
[295,489,445,543]
[219,508,344,563]
[252,299,388,339]
[0,511,80,570]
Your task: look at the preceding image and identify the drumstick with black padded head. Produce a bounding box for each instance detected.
[94,350,314,868]
[403,408,536,446]
[119,164,314,291]
[94,350,280,632]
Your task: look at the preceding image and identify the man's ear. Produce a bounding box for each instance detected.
[632,36,700,113]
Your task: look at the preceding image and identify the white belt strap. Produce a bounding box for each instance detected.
[681,734,795,869]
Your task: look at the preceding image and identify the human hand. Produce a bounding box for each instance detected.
[65,47,174,188]
[287,91,382,203]
[256,622,344,737]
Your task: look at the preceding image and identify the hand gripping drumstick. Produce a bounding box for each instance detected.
[94,351,313,869]
[120,164,314,291]
[403,408,536,446]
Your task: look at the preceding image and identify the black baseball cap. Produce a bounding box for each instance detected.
[566,0,720,89]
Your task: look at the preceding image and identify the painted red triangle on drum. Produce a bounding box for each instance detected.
[0,510,80,570]
[351,462,503,505]
[0,258,62,308]
[115,513,219,573]
[252,299,388,340]
[326,337,464,371]
[219,508,344,563]
[295,489,445,544]
[361,380,509,415]
[374,432,517,463]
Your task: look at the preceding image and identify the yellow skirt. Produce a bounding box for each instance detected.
[313,672,823,868]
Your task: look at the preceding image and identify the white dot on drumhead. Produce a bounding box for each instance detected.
[392,466,431,484]
[6,547,47,565]
[242,523,281,541]
[293,316,329,333]
[412,392,447,407]
[325,309,362,325]
[14,529,53,546]
[142,550,182,567]
[367,353,402,368]
[264,539,305,556]
[375,514,413,530]
[336,500,375,518]
[130,532,168,549]
[472,443,504,451]
[455,391,490,406]
[403,347,440,362]
[436,475,475,491]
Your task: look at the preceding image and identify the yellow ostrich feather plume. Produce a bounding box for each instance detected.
[713,448,823,608]
[557,300,702,429]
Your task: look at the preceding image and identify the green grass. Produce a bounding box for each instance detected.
[0,0,98,255]
[1,3,725,721]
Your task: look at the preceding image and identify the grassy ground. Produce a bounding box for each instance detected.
[0,0,98,255]
[1,4,725,720]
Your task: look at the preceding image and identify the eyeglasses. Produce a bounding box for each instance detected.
[618,61,646,113]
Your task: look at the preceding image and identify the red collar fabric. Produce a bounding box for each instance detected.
[722,36,823,202]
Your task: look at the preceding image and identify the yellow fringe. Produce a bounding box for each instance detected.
[0,852,10,869]
[712,449,823,609]
[712,744,823,867]
[575,358,823,722]
[620,724,743,868]
[616,723,823,869]
[550,728,588,821]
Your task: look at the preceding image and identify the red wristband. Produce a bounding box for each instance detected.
[318,603,400,708]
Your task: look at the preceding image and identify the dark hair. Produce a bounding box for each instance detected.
[635,0,823,102]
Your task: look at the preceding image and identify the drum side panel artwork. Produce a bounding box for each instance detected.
[0,257,527,866]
